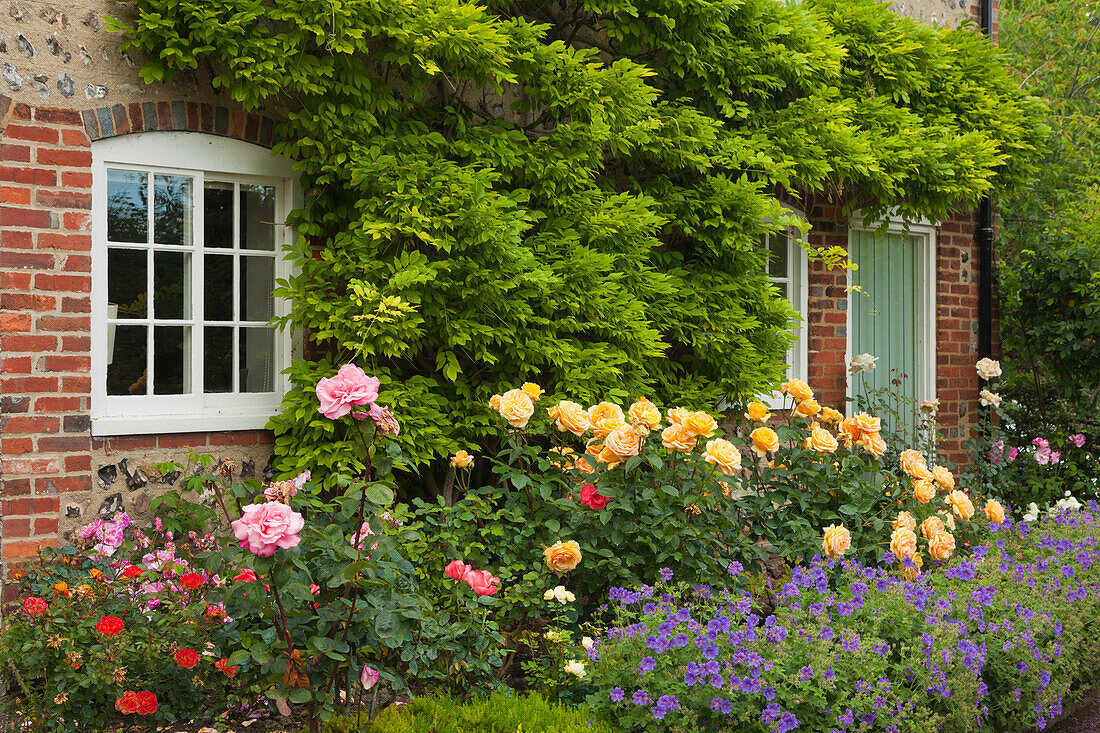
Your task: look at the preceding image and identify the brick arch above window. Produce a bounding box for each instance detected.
[80,101,279,148]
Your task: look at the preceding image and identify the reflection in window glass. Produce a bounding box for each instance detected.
[240,256,275,322]
[204,327,234,393]
[108,248,148,319]
[240,327,274,392]
[240,184,276,250]
[153,326,190,395]
[154,175,193,246]
[107,325,147,395]
[204,181,234,248]
[204,254,234,322]
[107,170,148,243]
[768,231,789,278]
[153,251,191,320]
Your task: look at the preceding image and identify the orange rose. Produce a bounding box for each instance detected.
[450,450,473,468]
[548,447,575,470]
[890,528,918,559]
[588,402,626,439]
[781,379,814,403]
[499,388,535,428]
[899,449,933,481]
[822,524,851,559]
[853,412,881,434]
[804,424,838,454]
[574,456,594,475]
[628,399,662,431]
[929,531,956,562]
[985,499,1006,525]
[892,511,916,533]
[931,466,955,492]
[544,540,582,574]
[750,427,779,455]
[548,401,590,436]
[585,441,603,457]
[489,394,502,411]
[598,446,625,468]
[919,516,945,541]
[704,439,743,475]
[793,398,821,419]
[938,510,957,531]
[684,411,718,438]
[913,479,936,504]
[857,431,887,458]
[945,490,974,521]
[604,425,641,461]
[661,424,697,453]
[819,406,843,424]
[521,382,543,401]
[745,401,771,422]
[666,407,689,426]
[838,418,861,446]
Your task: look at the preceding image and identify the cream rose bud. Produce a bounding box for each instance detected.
[543,589,555,601]
[848,353,878,374]
[976,357,1002,381]
[979,390,1001,407]
[564,660,586,678]
[581,636,594,650]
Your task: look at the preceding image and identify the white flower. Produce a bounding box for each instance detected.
[979,390,1001,407]
[1055,494,1082,513]
[1022,502,1040,523]
[920,398,940,414]
[849,353,878,375]
[581,636,594,650]
[546,585,575,604]
[543,589,554,601]
[563,660,586,678]
[976,358,1002,381]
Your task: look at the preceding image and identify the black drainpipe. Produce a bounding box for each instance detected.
[976,0,995,358]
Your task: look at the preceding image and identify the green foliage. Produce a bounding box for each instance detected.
[115,0,1044,488]
[306,691,619,733]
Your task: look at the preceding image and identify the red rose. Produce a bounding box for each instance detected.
[215,658,238,678]
[135,690,158,715]
[232,569,258,583]
[174,648,200,670]
[95,615,124,636]
[120,565,144,579]
[114,691,140,714]
[579,483,610,510]
[22,596,48,616]
[180,573,204,589]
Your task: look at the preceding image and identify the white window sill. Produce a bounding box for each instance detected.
[91,411,276,437]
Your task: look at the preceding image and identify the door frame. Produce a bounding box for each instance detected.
[845,215,938,411]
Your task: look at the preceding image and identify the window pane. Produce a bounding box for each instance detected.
[154,175,193,246]
[775,282,788,300]
[107,325,147,395]
[108,248,147,319]
[107,170,147,243]
[153,326,190,394]
[204,254,234,322]
[204,181,234,249]
[769,231,789,278]
[204,327,234,393]
[240,184,276,251]
[239,327,275,393]
[153,251,191,320]
[240,256,275,322]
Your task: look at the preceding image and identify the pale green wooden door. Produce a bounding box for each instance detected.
[850,230,927,438]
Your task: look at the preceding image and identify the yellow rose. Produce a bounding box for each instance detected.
[598,446,625,469]
[548,400,591,436]
[919,516,945,541]
[928,531,956,562]
[985,499,1006,525]
[822,524,851,559]
[499,388,535,428]
[628,399,662,431]
[574,456,594,475]
[604,424,641,460]
[585,441,603,457]
[804,424,838,454]
[548,447,575,470]
[892,511,916,533]
[685,503,702,515]
[890,527,918,559]
[750,427,780,455]
[938,510,957,531]
[853,412,881,434]
[900,553,924,581]
[745,401,771,422]
[704,438,743,475]
[781,379,814,403]
[945,490,975,521]
[819,406,843,424]
[899,449,933,481]
[521,382,543,401]
[857,431,887,458]
[684,410,718,438]
[661,424,697,453]
[913,479,936,504]
[588,402,626,439]
[489,394,502,411]
[793,398,821,419]
[666,407,689,426]
[931,466,956,492]
[450,450,473,468]
[838,418,861,446]
[544,540,582,574]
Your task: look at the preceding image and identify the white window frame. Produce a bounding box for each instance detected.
[845,213,938,406]
[91,132,298,436]
[760,207,809,409]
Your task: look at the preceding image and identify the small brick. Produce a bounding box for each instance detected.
[0,207,52,228]
[0,144,32,162]
[1,292,56,310]
[36,189,92,210]
[108,435,157,450]
[5,518,30,538]
[4,124,59,144]
[0,456,62,474]
[0,356,32,372]
[61,171,93,187]
[0,313,32,332]
[210,430,259,446]
[0,165,55,185]
[0,396,30,414]
[61,296,91,313]
[0,251,55,270]
[63,212,92,231]
[60,129,91,148]
[65,454,92,471]
[36,149,92,168]
[34,396,81,412]
[34,273,91,293]
[159,433,208,448]
[0,376,58,393]
[35,518,60,535]
[40,354,90,372]
[34,107,84,126]
[12,104,32,121]
[2,539,58,561]
[0,416,60,436]
[1,229,34,248]
[38,435,92,452]
[3,479,32,497]
[38,231,91,251]
[62,376,91,392]
[63,414,91,432]
[36,314,89,331]
[0,185,31,204]
[62,255,92,273]
[1,437,33,455]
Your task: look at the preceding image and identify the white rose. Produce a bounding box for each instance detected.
[1022,502,1040,523]
[545,630,567,643]
[979,390,1001,407]
[920,398,940,414]
[976,358,1002,381]
[543,589,555,601]
[848,353,878,375]
[581,636,594,650]
[563,660,586,678]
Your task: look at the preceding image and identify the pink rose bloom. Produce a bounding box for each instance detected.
[1050,450,1062,464]
[293,470,311,489]
[444,560,470,582]
[316,365,380,419]
[1007,447,1018,462]
[1033,437,1049,449]
[465,569,501,596]
[371,404,401,436]
[1035,447,1053,465]
[350,522,378,555]
[360,665,380,690]
[309,583,320,596]
[1070,434,1086,448]
[79,519,105,542]
[231,502,305,557]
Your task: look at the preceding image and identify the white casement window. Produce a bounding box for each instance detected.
[91,132,297,436]
[760,221,809,407]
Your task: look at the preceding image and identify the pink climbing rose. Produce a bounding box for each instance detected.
[361,665,380,690]
[231,502,305,557]
[465,569,501,596]
[316,365,380,419]
[444,560,471,582]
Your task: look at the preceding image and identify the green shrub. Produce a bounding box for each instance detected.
[306,692,619,733]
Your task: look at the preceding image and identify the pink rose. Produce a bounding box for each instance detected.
[1007,447,1018,462]
[444,560,470,582]
[360,665,380,690]
[316,365,380,419]
[1070,434,1086,448]
[350,522,378,555]
[231,502,305,557]
[1033,437,1049,449]
[464,569,501,596]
